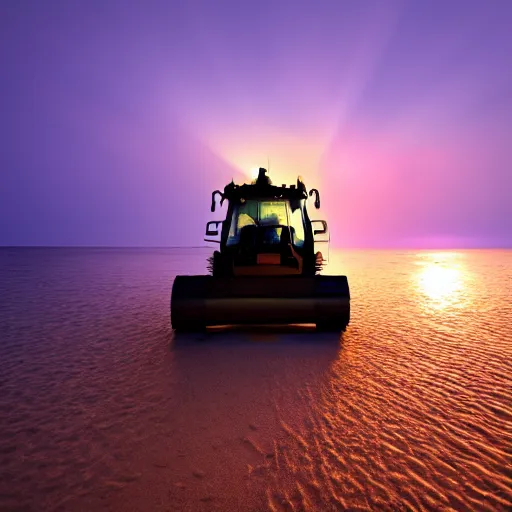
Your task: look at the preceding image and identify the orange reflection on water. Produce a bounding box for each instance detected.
[416,252,468,310]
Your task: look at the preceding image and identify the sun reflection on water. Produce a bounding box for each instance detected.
[416,252,468,310]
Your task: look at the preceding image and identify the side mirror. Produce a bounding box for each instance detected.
[205,220,222,237]
[311,220,328,236]
[211,190,224,213]
[309,189,320,209]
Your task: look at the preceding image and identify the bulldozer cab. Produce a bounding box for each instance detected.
[205,170,329,276]
[226,199,306,250]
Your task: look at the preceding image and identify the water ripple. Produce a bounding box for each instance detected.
[0,248,510,511]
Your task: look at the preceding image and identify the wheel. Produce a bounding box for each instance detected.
[170,276,207,332]
[316,310,350,332]
[316,322,347,332]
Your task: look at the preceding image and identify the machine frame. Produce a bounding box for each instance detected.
[170,168,350,332]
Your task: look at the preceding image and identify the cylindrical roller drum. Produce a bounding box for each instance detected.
[171,275,350,331]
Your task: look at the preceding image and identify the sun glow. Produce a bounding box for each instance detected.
[249,167,260,181]
[416,252,468,309]
[198,126,332,188]
[420,266,461,300]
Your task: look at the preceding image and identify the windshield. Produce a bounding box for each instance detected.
[227,200,289,245]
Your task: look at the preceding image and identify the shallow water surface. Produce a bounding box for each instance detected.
[0,248,511,511]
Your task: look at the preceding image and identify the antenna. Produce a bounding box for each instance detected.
[267,155,270,174]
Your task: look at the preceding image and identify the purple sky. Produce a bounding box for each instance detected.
[1,0,511,247]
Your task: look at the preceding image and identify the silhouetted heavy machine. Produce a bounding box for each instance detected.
[171,168,350,331]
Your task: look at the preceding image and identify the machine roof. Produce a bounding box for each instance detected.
[222,168,308,203]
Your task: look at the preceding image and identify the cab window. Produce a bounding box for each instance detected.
[290,204,305,247]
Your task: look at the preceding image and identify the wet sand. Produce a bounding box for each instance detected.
[0,248,511,511]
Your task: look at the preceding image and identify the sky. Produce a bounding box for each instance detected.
[1,0,511,248]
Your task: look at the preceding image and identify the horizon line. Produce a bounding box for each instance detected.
[0,245,511,251]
